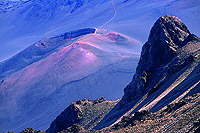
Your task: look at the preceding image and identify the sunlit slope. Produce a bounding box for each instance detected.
[1,0,200,61]
[0,30,141,132]
[0,28,96,79]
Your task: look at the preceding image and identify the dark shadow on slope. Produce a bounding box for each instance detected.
[94,93,147,129]
[94,53,199,129]
[128,61,195,114]
[150,63,200,112]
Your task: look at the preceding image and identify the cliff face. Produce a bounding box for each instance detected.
[95,15,200,129]
[124,15,191,101]
[121,15,200,104]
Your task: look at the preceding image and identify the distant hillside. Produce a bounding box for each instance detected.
[40,15,200,133]
[0,27,140,132]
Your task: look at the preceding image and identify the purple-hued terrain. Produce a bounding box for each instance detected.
[0,0,200,132]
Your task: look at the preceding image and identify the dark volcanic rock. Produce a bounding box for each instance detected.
[112,110,153,130]
[162,101,186,113]
[46,97,118,133]
[107,92,200,133]
[46,104,83,133]
[20,128,45,133]
[193,120,200,133]
[124,15,191,101]
[93,97,107,104]
[95,15,200,130]
[58,124,87,133]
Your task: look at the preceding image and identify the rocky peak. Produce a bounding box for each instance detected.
[123,15,193,101]
[46,97,118,133]
[139,15,190,72]
[19,128,45,133]
[94,15,200,130]
[46,104,83,133]
[149,15,190,44]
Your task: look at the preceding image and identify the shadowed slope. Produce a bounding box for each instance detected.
[95,15,200,129]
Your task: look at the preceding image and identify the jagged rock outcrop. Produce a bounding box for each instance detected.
[105,92,200,133]
[46,97,118,133]
[122,16,200,111]
[124,15,191,101]
[118,15,200,108]
[58,124,87,133]
[46,104,83,133]
[19,128,45,133]
[95,15,200,129]
[18,92,200,133]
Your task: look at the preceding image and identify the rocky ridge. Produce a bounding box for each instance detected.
[46,97,118,133]
[105,92,200,132]
[22,91,200,133]
[94,15,200,129]
[123,15,192,103]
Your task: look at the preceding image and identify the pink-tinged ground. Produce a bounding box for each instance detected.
[0,31,141,132]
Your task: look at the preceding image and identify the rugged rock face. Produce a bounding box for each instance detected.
[46,104,83,133]
[58,124,87,133]
[47,92,200,133]
[106,92,200,133]
[19,128,45,133]
[46,97,118,133]
[95,15,200,129]
[18,92,200,133]
[120,15,200,106]
[124,15,191,101]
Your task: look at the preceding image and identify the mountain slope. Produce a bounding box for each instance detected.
[50,92,200,133]
[6,15,200,133]
[0,28,96,79]
[95,15,200,129]
[46,97,118,133]
[1,0,200,61]
[17,92,200,133]
[0,29,141,132]
[105,92,200,132]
